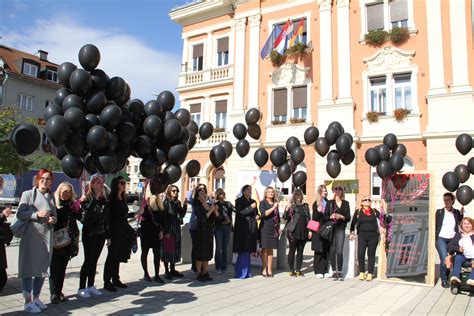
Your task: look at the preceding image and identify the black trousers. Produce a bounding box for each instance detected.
[330,229,345,272]
[141,246,161,277]
[103,237,121,284]
[79,233,105,289]
[0,268,6,291]
[49,246,71,295]
[288,239,306,272]
[357,233,379,274]
[190,229,197,271]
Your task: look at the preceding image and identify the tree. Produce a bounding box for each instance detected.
[28,153,61,171]
[0,106,33,174]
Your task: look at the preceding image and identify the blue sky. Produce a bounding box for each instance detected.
[0,0,192,106]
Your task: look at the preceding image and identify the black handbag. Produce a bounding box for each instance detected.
[0,222,13,245]
[319,221,334,240]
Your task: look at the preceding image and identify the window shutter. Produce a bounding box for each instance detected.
[367,3,384,31]
[193,44,203,58]
[390,0,408,23]
[215,100,227,113]
[292,86,307,109]
[217,37,229,53]
[190,103,201,113]
[273,89,288,116]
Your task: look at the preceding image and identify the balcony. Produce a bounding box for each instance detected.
[177,65,234,92]
[194,131,229,148]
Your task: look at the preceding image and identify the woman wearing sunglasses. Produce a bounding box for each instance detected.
[349,196,381,281]
[326,185,351,281]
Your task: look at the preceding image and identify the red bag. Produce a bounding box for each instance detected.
[307,220,320,232]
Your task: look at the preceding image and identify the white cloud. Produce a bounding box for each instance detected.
[4,15,181,104]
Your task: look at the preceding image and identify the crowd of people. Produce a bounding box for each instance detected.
[0,169,473,313]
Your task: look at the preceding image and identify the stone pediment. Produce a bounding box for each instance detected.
[271,63,309,86]
[364,46,415,72]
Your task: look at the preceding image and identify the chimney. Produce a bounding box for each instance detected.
[35,50,48,61]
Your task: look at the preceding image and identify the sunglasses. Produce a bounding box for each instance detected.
[362,198,371,202]
[334,187,343,191]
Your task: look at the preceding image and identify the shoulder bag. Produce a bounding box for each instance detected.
[11,189,37,238]
[319,201,335,240]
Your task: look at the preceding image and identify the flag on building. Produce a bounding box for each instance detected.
[288,18,304,47]
[274,19,291,54]
[260,25,280,59]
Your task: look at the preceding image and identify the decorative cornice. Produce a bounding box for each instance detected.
[248,14,261,27]
[363,46,416,73]
[318,0,333,11]
[271,63,310,86]
[235,17,247,31]
[337,0,349,7]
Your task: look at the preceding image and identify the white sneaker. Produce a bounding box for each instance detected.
[24,302,41,314]
[87,286,103,296]
[315,274,324,278]
[33,298,47,310]
[324,273,331,278]
[77,288,90,298]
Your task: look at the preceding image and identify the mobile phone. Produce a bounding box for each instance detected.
[10,210,17,214]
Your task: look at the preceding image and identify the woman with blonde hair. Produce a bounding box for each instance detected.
[49,182,79,304]
[284,189,311,276]
[311,185,330,277]
[259,186,280,277]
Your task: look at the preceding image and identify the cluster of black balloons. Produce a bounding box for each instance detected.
[309,122,355,178]
[442,133,473,206]
[365,133,406,179]
[231,108,262,158]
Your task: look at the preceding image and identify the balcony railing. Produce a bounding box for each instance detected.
[178,65,233,88]
[195,131,229,147]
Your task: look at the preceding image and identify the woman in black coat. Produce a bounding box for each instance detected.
[0,206,13,292]
[233,185,258,279]
[326,185,351,281]
[311,185,329,277]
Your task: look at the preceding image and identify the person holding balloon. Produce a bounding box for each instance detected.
[259,187,280,278]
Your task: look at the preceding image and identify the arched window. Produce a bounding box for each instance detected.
[213,167,225,191]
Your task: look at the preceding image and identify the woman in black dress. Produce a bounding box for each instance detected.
[193,188,218,282]
[0,206,13,292]
[103,176,134,291]
[233,185,258,279]
[162,185,187,280]
[136,183,164,283]
[311,184,329,277]
[283,189,311,277]
[259,187,280,277]
[326,185,351,281]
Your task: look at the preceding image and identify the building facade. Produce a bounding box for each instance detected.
[169,0,474,214]
[0,45,61,153]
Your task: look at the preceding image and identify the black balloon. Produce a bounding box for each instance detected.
[116,121,137,144]
[105,77,126,101]
[455,133,473,156]
[140,158,158,179]
[210,145,226,168]
[454,164,470,183]
[220,140,233,158]
[293,171,307,187]
[62,94,83,111]
[325,127,340,146]
[186,160,201,177]
[69,69,91,97]
[45,115,71,147]
[84,152,96,173]
[290,147,305,165]
[86,125,108,152]
[327,150,341,162]
[44,103,63,121]
[389,154,404,172]
[254,148,269,168]
[236,139,250,158]
[233,123,247,140]
[64,132,85,157]
[144,100,163,116]
[10,123,40,155]
[245,108,261,125]
[54,88,70,106]
[84,114,100,130]
[456,185,472,206]
[383,133,398,151]
[376,160,393,179]
[341,133,354,146]
[247,124,261,140]
[187,120,199,135]
[164,119,183,144]
[115,83,131,106]
[96,154,116,174]
[393,144,407,157]
[341,149,355,166]
[468,157,474,174]
[155,148,167,166]
[86,91,107,114]
[442,171,460,192]
[164,164,182,184]
[199,122,214,140]
[52,145,67,160]
[326,159,341,178]
[90,69,109,90]
[286,137,300,153]
[128,99,145,114]
[328,121,344,135]
[168,143,188,165]
[164,111,176,122]
[304,126,319,145]
[100,104,122,130]
[187,132,197,150]
[63,107,85,130]
[365,148,381,167]
[315,137,330,157]
[277,163,291,182]
[61,154,83,179]
[134,135,152,158]
[270,147,287,167]
[376,144,391,161]
[78,44,101,71]
[107,132,119,152]
[58,62,77,88]
[335,134,352,155]
[157,91,175,112]
[175,108,191,127]
[143,115,163,138]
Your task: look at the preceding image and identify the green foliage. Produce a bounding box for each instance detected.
[366,111,380,123]
[389,27,410,45]
[27,153,61,171]
[364,30,389,47]
[285,42,308,56]
[269,50,284,67]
